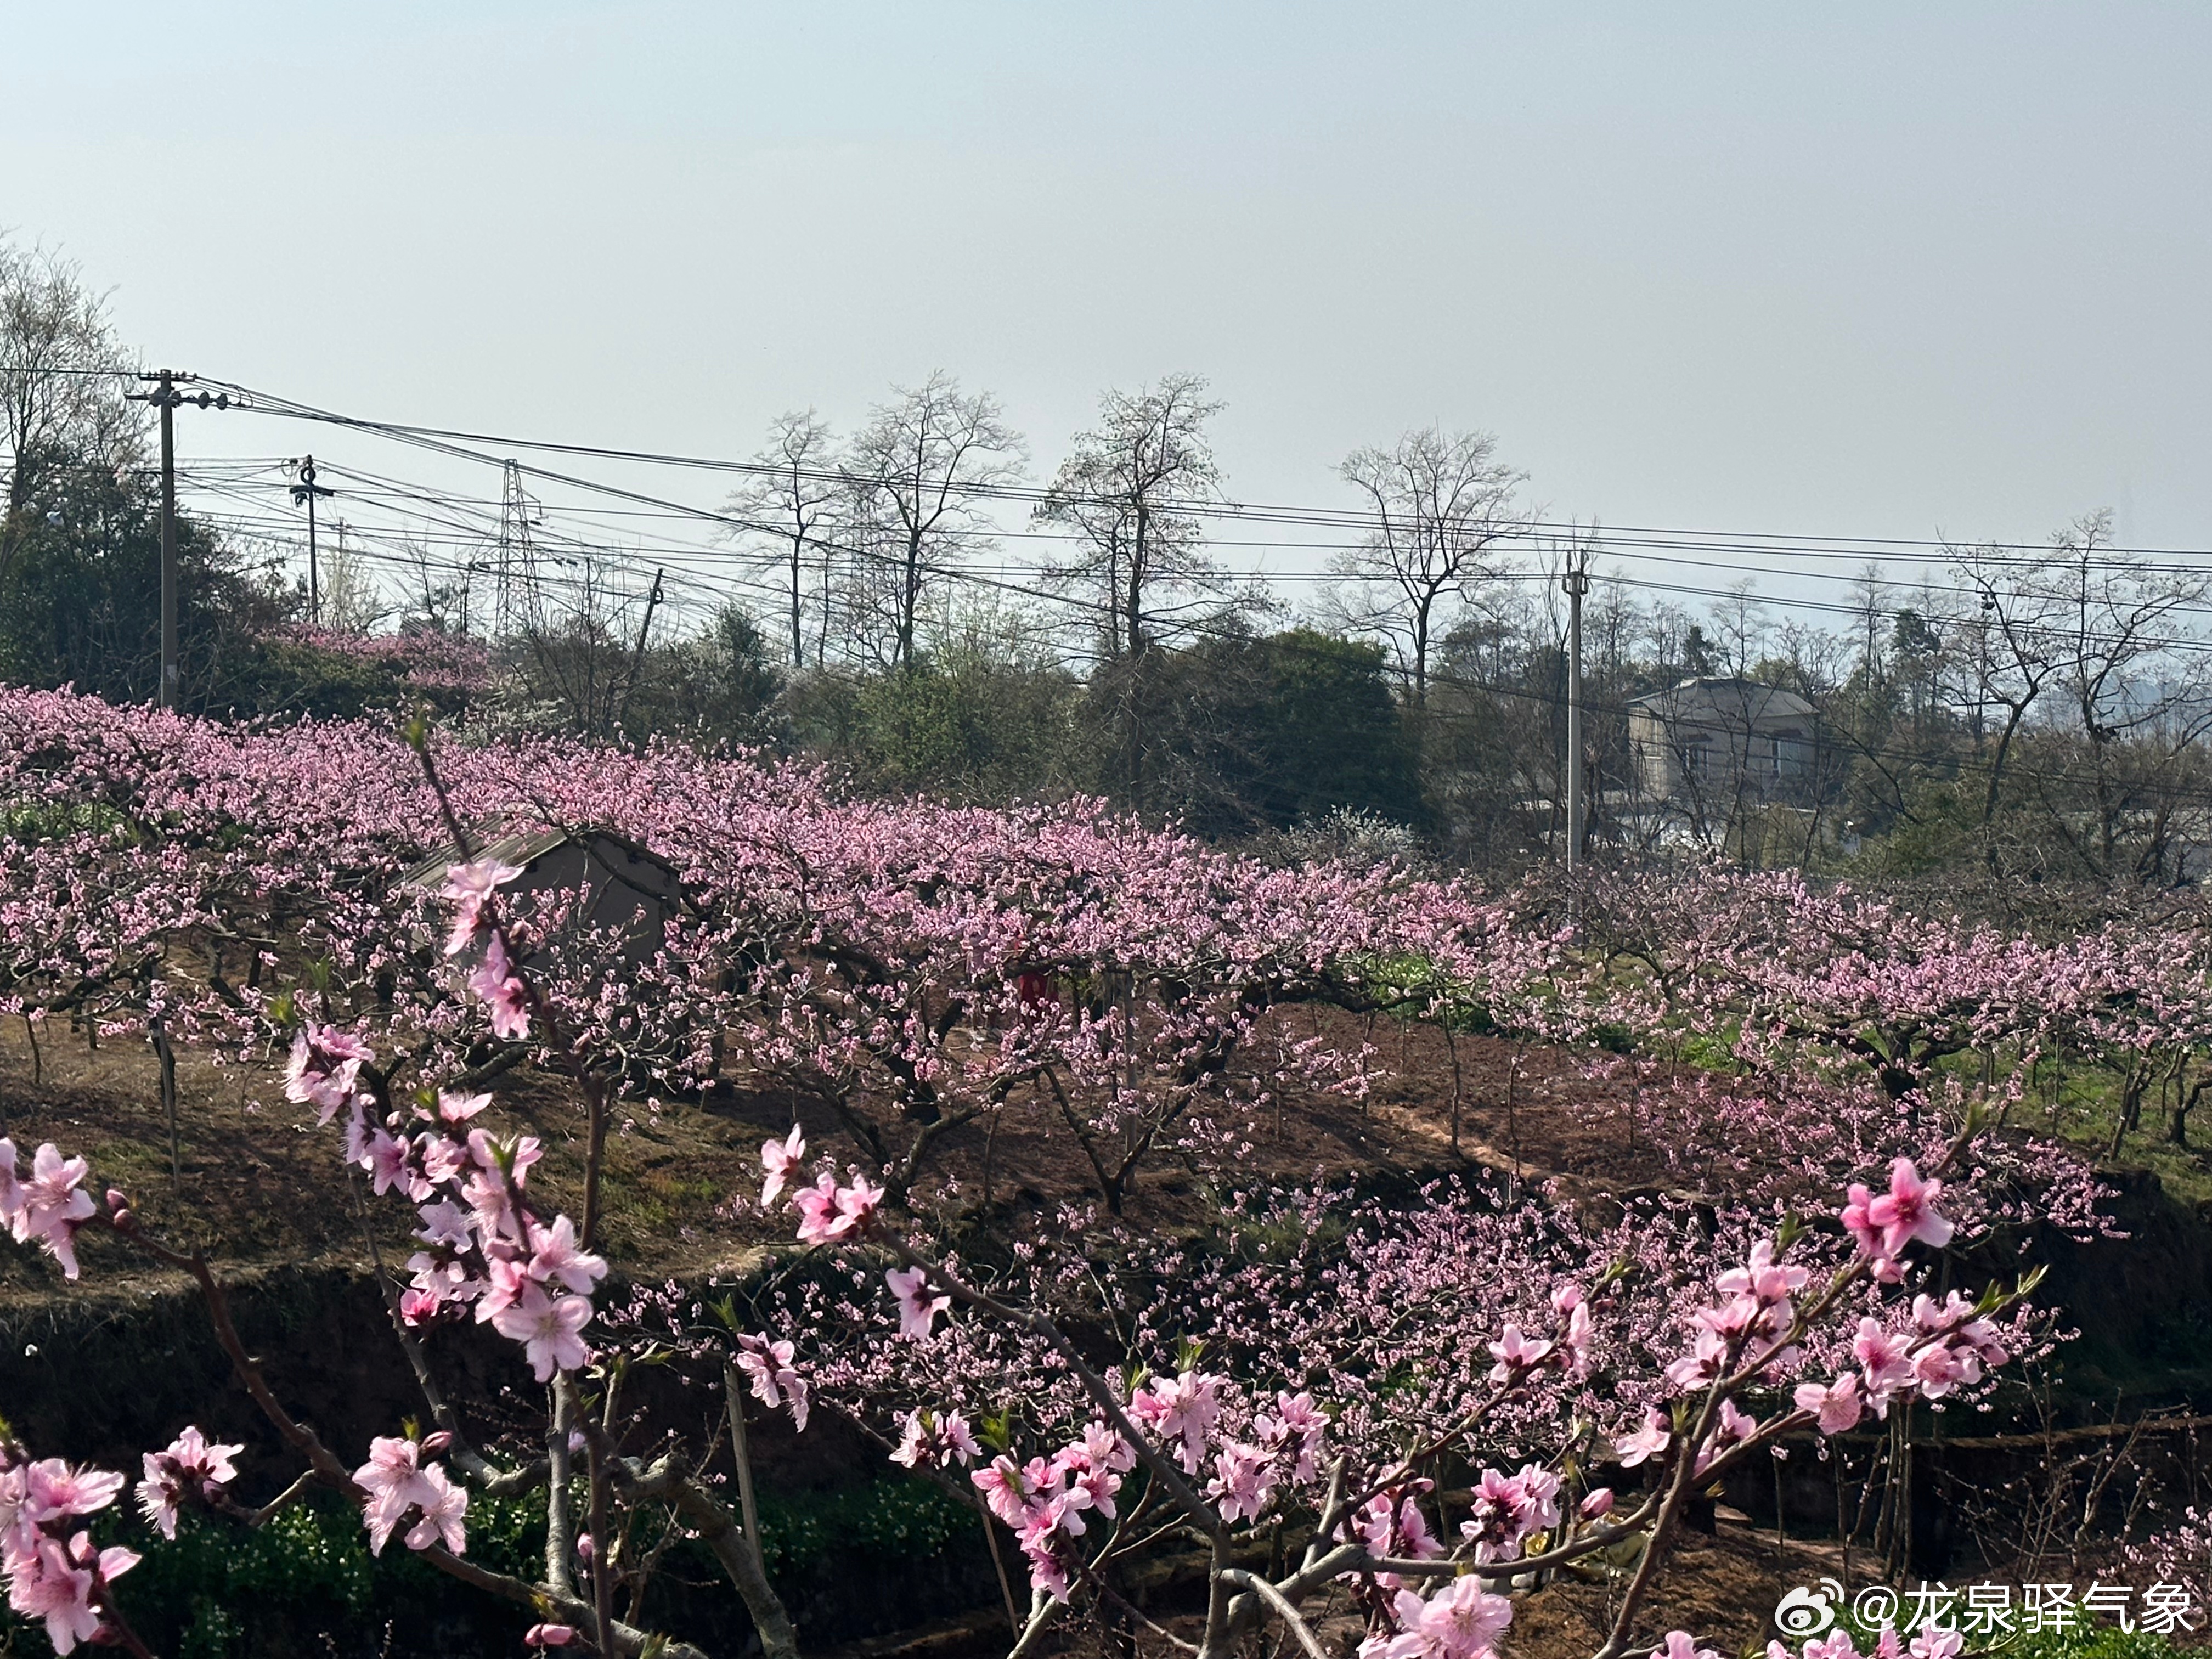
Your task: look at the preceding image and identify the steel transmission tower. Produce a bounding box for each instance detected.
[494,460,543,639]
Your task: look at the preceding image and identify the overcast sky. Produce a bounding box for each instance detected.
[6,2,2209,615]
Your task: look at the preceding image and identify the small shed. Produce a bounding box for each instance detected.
[403,822,685,967]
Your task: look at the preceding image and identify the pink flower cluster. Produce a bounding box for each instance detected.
[1596,1165,2013,1480]
[1842,1158,1955,1282]
[1127,1368,1226,1472]
[136,1425,243,1541]
[441,857,532,1040]
[390,1091,603,1383]
[284,1023,376,1124]
[0,1026,592,1599]
[1793,1293,2012,1436]
[0,1140,95,1280]
[760,1121,888,1240]
[1358,1575,1514,1659]
[974,1423,1138,1600]
[723,1121,2039,1659]
[438,855,521,952]
[793,1172,885,1246]
[1492,1282,1595,1383]
[0,1446,139,1655]
[735,1334,811,1431]
[889,1408,981,1471]
[1662,1239,1809,1393]
[1353,1482,1444,1580]
[1458,1463,1564,1565]
[1206,1390,1328,1524]
[354,1433,468,1556]
[1770,1627,1964,1659]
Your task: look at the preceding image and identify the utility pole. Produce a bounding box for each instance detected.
[1563,539,1593,873]
[618,568,666,730]
[289,456,335,624]
[125,370,233,709]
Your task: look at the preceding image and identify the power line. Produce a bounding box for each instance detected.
[0,363,139,378]
[27,363,2212,826]
[178,377,2212,670]
[128,381,2212,796]
[167,454,2212,816]
[170,431,2212,668]
[197,376,2212,566]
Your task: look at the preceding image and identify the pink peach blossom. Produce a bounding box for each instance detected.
[759,1126,805,1209]
[1793,1373,1864,1435]
[886,1266,951,1340]
[490,1285,592,1382]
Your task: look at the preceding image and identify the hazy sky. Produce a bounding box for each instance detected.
[6,2,2209,617]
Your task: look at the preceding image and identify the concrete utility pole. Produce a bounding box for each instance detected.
[618,568,667,730]
[125,370,233,709]
[1563,541,1593,873]
[290,455,335,624]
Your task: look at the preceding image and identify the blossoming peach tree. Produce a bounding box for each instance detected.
[0,698,2092,1658]
[0,729,800,1659]
[735,1111,2037,1659]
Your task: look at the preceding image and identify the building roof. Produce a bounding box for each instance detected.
[399,820,688,964]
[1626,676,1816,725]
[400,820,679,900]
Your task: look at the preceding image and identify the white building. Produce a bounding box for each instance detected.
[1626,677,1818,808]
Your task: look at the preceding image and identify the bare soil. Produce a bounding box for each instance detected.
[0,1004,1681,1302]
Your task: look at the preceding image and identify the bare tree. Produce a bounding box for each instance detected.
[519,555,658,737]
[390,529,476,635]
[1334,427,1526,708]
[1641,599,1710,681]
[319,526,388,633]
[1891,602,1946,736]
[724,411,838,668]
[843,373,1024,670]
[1036,374,1224,662]
[2032,512,2212,880]
[1036,376,1226,795]
[1950,537,2066,849]
[1846,563,1889,689]
[0,239,143,594]
[1710,579,1770,679]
